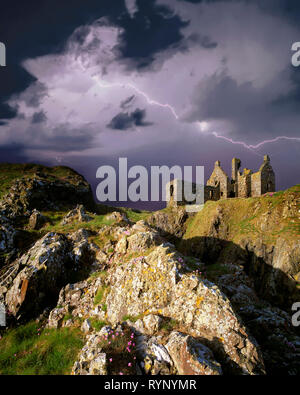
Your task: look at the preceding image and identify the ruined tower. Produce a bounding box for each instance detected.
[251,155,275,197]
[165,154,276,209]
[207,160,231,199]
[231,158,241,197]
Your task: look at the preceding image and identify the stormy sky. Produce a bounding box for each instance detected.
[0,0,299,209]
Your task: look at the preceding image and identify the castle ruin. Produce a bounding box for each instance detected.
[167,155,275,208]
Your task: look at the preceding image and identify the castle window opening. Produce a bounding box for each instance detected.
[170,185,174,197]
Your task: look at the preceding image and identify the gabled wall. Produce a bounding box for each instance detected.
[207,161,231,199]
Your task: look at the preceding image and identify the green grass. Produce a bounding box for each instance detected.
[121,314,144,323]
[87,270,108,282]
[205,263,233,276]
[183,184,300,246]
[0,163,83,199]
[120,208,151,223]
[90,319,107,332]
[94,284,110,306]
[160,318,178,332]
[42,212,116,234]
[62,313,73,322]
[0,322,84,375]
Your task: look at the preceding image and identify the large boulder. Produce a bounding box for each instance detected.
[61,205,92,225]
[0,169,94,220]
[72,334,107,375]
[0,215,17,264]
[147,207,188,240]
[166,331,222,375]
[106,244,265,375]
[135,334,175,375]
[5,233,73,318]
[5,231,96,319]
[28,209,46,230]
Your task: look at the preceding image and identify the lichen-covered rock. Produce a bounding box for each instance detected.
[0,215,17,264]
[5,233,74,318]
[143,314,162,335]
[0,170,94,220]
[105,211,129,224]
[72,334,107,375]
[48,307,66,329]
[147,206,188,240]
[106,244,265,375]
[28,209,46,230]
[5,230,98,319]
[166,332,222,375]
[127,231,162,252]
[135,335,176,375]
[81,318,93,333]
[47,275,107,328]
[61,205,92,225]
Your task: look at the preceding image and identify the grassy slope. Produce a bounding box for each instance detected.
[0,322,83,375]
[0,163,84,199]
[183,185,300,247]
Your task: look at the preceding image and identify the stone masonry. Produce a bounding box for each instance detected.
[167,155,275,207]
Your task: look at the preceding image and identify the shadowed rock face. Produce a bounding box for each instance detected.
[173,187,300,309]
[166,331,223,375]
[0,167,94,220]
[4,230,97,319]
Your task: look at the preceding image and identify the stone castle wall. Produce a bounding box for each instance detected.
[166,155,275,207]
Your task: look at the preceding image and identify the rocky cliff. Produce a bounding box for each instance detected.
[0,165,299,375]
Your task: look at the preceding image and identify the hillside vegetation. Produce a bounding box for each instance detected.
[183,184,300,246]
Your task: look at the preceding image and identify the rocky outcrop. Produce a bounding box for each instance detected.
[181,188,300,308]
[4,230,100,320]
[0,171,94,220]
[166,332,222,375]
[105,244,265,374]
[147,206,188,240]
[72,333,107,375]
[5,233,73,318]
[1,163,299,376]
[28,209,46,230]
[61,205,92,225]
[0,215,17,265]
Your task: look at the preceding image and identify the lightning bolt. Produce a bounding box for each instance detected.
[90,72,300,151]
[210,132,300,150]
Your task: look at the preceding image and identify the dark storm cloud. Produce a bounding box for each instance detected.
[186,33,217,49]
[120,95,136,109]
[107,108,152,130]
[42,127,95,152]
[21,82,48,108]
[0,102,17,120]
[31,111,47,124]
[0,0,126,123]
[24,122,97,153]
[271,67,300,111]
[187,67,300,142]
[116,0,189,70]
[0,143,27,162]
